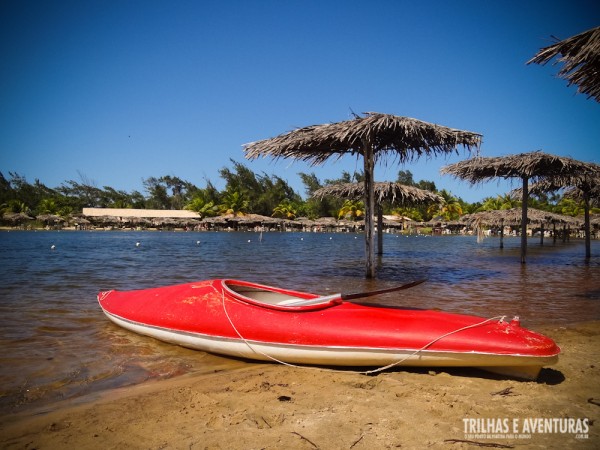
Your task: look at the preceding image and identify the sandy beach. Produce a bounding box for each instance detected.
[1,321,598,449]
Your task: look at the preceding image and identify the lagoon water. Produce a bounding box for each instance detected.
[1,230,599,414]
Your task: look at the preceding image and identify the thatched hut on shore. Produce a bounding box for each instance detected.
[284,217,316,232]
[202,214,283,232]
[2,212,34,228]
[36,214,65,229]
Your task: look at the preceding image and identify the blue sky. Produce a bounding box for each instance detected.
[1,0,599,203]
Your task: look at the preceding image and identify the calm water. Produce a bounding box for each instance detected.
[1,230,599,414]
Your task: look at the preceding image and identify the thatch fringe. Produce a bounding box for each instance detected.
[461,208,580,227]
[441,151,599,183]
[312,182,442,205]
[523,174,600,202]
[528,26,600,102]
[244,112,482,165]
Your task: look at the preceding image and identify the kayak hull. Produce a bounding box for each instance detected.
[98,279,560,380]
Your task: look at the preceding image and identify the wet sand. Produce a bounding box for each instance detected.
[1,322,598,449]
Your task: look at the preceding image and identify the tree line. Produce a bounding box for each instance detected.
[0,160,594,223]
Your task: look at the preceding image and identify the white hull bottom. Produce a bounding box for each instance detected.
[104,312,558,380]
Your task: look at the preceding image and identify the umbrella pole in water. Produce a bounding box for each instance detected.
[377,205,384,256]
[520,176,528,264]
[363,137,376,278]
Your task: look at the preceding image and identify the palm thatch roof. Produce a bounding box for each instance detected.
[565,184,600,208]
[461,208,580,226]
[244,112,482,164]
[69,216,91,225]
[527,26,600,102]
[244,112,481,278]
[2,212,34,224]
[440,151,597,182]
[312,181,443,205]
[313,182,441,255]
[291,217,315,227]
[236,213,283,225]
[36,214,64,223]
[524,172,600,199]
[202,213,282,228]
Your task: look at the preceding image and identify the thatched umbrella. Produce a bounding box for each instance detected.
[527,26,600,255]
[130,217,152,228]
[289,217,316,232]
[523,171,600,259]
[313,181,442,205]
[244,112,481,277]
[313,181,442,254]
[461,207,579,248]
[68,216,91,229]
[202,215,228,230]
[3,212,34,227]
[441,151,597,263]
[527,26,600,102]
[36,214,64,227]
[462,207,578,227]
[237,213,283,230]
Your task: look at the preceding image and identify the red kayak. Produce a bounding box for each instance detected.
[98,279,560,380]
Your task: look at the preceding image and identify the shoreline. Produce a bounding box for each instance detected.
[0,226,600,245]
[1,321,598,449]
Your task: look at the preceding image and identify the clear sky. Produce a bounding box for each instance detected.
[1,0,599,203]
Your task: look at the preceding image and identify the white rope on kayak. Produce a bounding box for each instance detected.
[361,315,507,375]
[221,289,507,375]
[222,290,302,369]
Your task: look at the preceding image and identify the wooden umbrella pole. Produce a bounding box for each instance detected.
[377,205,384,256]
[521,176,528,264]
[584,191,591,260]
[363,138,376,278]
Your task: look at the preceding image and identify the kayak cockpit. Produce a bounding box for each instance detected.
[220,279,342,310]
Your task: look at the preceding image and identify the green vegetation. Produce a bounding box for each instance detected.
[0,165,595,223]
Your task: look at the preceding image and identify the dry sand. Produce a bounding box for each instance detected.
[1,322,598,449]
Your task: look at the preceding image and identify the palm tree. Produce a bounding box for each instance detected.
[338,199,364,220]
[272,201,297,220]
[2,199,31,215]
[557,198,584,217]
[427,189,462,221]
[38,198,59,215]
[219,190,249,216]
[391,206,424,222]
[479,194,519,212]
[185,196,218,217]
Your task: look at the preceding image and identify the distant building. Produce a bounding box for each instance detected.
[82,208,201,219]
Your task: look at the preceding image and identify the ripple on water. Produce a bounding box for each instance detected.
[0,230,598,413]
